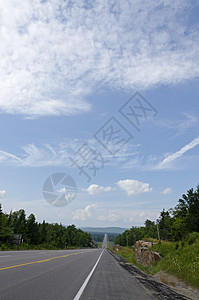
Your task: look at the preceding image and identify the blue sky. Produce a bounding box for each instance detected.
[0,0,199,228]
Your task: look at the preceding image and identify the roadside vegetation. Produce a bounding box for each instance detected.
[111,246,147,271]
[151,235,199,288]
[0,207,92,250]
[113,184,199,289]
[112,235,199,289]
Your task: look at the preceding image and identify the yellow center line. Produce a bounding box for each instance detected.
[0,250,93,271]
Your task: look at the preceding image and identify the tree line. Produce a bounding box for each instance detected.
[115,184,199,246]
[0,207,92,249]
[90,232,118,243]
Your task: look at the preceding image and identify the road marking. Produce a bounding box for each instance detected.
[0,255,11,258]
[73,249,104,300]
[0,250,93,271]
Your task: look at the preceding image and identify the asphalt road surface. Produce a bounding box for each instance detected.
[0,237,154,300]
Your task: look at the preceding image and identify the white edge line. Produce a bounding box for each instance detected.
[0,255,11,258]
[73,249,105,300]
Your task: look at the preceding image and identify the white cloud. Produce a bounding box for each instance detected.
[97,208,160,226]
[98,211,120,222]
[0,190,6,198]
[82,184,113,195]
[73,204,96,221]
[158,136,199,169]
[161,187,172,195]
[0,1,198,117]
[128,210,160,225]
[57,212,66,220]
[117,179,152,195]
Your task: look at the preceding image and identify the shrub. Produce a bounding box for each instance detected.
[185,232,199,245]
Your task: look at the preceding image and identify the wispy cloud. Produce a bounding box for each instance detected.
[161,187,172,195]
[0,150,23,164]
[0,190,6,198]
[0,1,198,117]
[0,138,140,167]
[0,143,73,167]
[158,136,199,169]
[157,113,198,135]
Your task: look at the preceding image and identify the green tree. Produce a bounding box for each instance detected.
[0,204,12,245]
[27,214,39,245]
[39,220,48,244]
[158,209,173,240]
[144,219,157,239]
[171,185,199,238]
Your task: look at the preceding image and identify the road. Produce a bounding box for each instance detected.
[0,236,154,300]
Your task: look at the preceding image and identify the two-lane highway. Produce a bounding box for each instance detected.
[0,238,154,300]
[0,248,102,299]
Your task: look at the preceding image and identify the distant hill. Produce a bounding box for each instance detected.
[81,227,128,234]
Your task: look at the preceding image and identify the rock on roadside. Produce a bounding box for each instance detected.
[134,240,161,266]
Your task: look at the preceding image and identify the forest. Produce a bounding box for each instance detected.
[0,207,92,250]
[115,184,199,245]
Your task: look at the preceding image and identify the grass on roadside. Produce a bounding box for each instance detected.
[107,241,114,250]
[112,246,149,273]
[151,238,199,289]
[112,234,199,290]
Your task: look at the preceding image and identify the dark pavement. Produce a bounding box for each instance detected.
[0,238,154,300]
[0,249,101,299]
[80,249,153,300]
